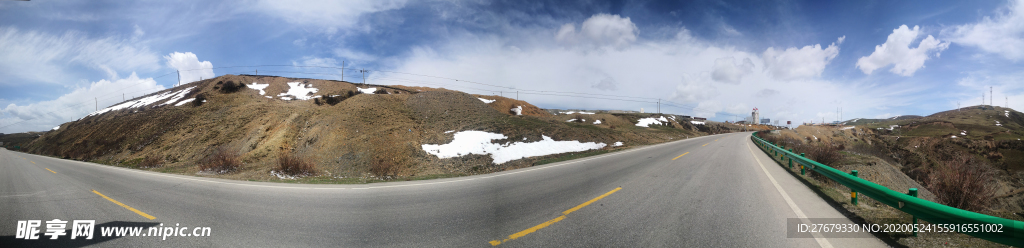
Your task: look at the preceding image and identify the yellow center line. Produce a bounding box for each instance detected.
[702,143,709,146]
[671,152,690,160]
[45,168,55,174]
[490,187,622,246]
[91,190,156,220]
[31,161,35,164]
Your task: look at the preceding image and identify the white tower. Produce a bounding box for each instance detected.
[752,107,760,124]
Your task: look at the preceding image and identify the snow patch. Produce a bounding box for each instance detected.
[996,121,1002,126]
[840,126,855,130]
[951,135,958,138]
[478,98,495,104]
[280,97,293,101]
[51,125,59,131]
[690,121,705,125]
[357,87,376,94]
[87,87,196,117]
[593,119,602,124]
[636,116,669,127]
[174,98,195,106]
[421,131,606,164]
[961,130,967,136]
[277,82,319,100]
[511,106,523,115]
[613,141,623,147]
[246,82,269,95]
[444,130,456,134]
[270,170,298,180]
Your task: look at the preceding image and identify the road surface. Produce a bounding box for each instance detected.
[1,132,887,247]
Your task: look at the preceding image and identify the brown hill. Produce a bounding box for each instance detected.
[26,74,733,182]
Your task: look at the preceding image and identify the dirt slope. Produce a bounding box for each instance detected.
[27,74,735,181]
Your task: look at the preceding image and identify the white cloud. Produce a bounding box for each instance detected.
[711,57,754,84]
[1,73,163,132]
[251,0,407,31]
[762,36,844,81]
[672,73,718,102]
[164,52,214,84]
[856,25,949,76]
[555,14,638,49]
[332,48,378,63]
[0,26,160,85]
[384,24,898,126]
[943,0,1024,61]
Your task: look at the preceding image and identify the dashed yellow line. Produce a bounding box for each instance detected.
[672,152,690,160]
[702,143,709,146]
[490,187,622,246]
[45,168,55,174]
[31,161,35,164]
[91,190,156,220]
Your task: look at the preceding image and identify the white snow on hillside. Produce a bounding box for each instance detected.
[690,121,704,125]
[357,87,376,94]
[1006,110,1010,117]
[87,87,196,117]
[613,141,623,147]
[636,116,669,127]
[174,98,195,106]
[278,82,319,100]
[51,125,59,131]
[512,106,523,115]
[593,119,602,124]
[478,98,495,103]
[840,126,854,130]
[996,121,1002,126]
[246,83,270,95]
[159,88,194,106]
[421,131,607,164]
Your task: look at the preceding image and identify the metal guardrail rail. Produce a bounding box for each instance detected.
[751,132,1023,246]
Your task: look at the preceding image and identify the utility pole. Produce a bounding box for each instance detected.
[176,70,180,87]
[95,98,97,111]
[360,69,367,84]
[122,93,124,102]
[991,87,993,106]
[255,69,258,76]
[342,61,345,82]
[516,91,519,101]
[657,99,661,114]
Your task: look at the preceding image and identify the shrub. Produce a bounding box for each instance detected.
[139,156,162,168]
[218,80,244,93]
[927,153,995,211]
[348,90,359,98]
[370,158,400,179]
[573,114,584,123]
[374,88,388,94]
[277,153,317,176]
[193,94,206,107]
[802,142,843,166]
[199,146,241,173]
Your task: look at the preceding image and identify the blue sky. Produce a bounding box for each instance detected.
[2,0,1024,132]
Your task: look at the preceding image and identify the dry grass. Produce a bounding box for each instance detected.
[277,153,317,176]
[927,152,996,211]
[139,155,162,168]
[199,146,242,173]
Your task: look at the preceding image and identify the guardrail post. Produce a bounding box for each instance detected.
[909,188,918,237]
[800,153,806,175]
[850,170,859,205]
[788,149,794,169]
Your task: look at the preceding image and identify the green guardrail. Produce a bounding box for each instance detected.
[751,132,1023,246]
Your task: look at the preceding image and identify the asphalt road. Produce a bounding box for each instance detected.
[1,132,888,247]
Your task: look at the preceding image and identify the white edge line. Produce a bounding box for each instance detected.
[5,133,720,191]
[745,139,834,248]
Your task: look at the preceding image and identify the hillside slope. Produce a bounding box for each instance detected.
[26,74,741,182]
